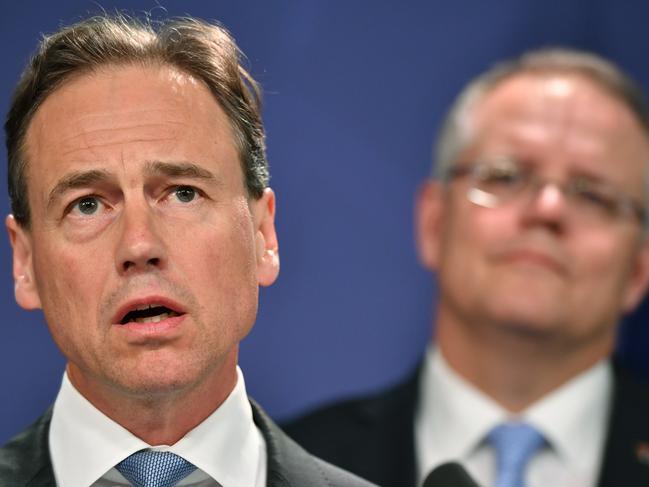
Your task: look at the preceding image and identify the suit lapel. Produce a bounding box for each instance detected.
[0,407,56,487]
[25,467,56,487]
[7,399,368,487]
[359,367,419,486]
[26,412,56,487]
[597,364,649,486]
[251,399,349,487]
[251,399,316,487]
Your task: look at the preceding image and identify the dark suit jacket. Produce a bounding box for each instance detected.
[284,363,649,487]
[0,399,375,487]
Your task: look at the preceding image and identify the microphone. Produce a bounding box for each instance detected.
[422,462,479,487]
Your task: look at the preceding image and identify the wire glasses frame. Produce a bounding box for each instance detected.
[445,156,646,225]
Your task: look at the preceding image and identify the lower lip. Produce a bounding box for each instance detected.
[501,252,564,274]
[113,314,187,337]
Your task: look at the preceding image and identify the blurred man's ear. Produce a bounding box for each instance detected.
[415,180,445,271]
[5,215,41,310]
[252,188,280,287]
[622,234,649,313]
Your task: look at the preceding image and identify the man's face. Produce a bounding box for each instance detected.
[7,64,279,399]
[418,73,649,353]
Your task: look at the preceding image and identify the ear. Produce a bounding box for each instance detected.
[415,180,445,271]
[251,188,280,287]
[622,233,649,312]
[5,215,41,310]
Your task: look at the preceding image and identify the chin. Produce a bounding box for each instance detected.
[108,352,215,397]
[486,301,565,336]
[497,319,561,339]
[113,369,196,395]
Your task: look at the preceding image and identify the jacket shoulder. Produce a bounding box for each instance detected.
[283,368,419,447]
[597,364,649,486]
[0,409,55,486]
[251,399,376,486]
[308,456,377,486]
[281,369,420,486]
[285,393,382,434]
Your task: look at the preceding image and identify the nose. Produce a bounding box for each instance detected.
[520,181,569,231]
[114,199,167,274]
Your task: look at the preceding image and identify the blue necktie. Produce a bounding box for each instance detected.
[116,450,197,487]
[487,422,544,487]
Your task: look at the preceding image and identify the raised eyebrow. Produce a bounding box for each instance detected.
[46,169,113,210]
[144,161,218,181]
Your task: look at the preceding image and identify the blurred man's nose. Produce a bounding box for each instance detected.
[520,182,569,231]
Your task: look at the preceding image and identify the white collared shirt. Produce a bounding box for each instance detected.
[415,347,612,487]
[49,366,266,487]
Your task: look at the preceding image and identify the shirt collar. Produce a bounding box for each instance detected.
[416,346,611,479]
[49,366,264,487]
[417,346,507,462]
[523,359,612,471]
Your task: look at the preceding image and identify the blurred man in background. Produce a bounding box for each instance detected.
[0,13,373,487]
[286,48,649,487]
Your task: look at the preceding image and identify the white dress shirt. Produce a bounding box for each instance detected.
[49,366,266,487]
[415,347,612,487]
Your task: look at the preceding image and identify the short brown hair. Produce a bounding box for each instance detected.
[5,13,268,227]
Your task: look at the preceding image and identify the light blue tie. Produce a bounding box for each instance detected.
[116,450,197,487]
[487,422,545,487]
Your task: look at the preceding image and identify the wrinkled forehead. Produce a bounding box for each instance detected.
[22,64,242,202]
[476,74,629,135]
[464,74,649,173]
[28,65,204,144]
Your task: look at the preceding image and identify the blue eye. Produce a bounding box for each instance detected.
[74,197,101,215]
[174,186,196,203]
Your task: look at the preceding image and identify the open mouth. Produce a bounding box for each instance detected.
[119,304,181,325]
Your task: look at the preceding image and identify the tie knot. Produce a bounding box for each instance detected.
[487,422,545,487]
[116,450,197,487]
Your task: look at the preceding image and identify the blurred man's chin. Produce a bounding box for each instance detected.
[478,299,569,336]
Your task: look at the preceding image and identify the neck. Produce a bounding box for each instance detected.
[434,305,613,413]
[67,351,238,445]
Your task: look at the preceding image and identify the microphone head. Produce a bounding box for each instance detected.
[422,462,479,487]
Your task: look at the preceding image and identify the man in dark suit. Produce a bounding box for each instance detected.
[286,49,649,487]
[0,14,373,487]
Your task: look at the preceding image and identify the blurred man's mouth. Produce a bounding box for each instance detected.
[491,235,569,277]
[498,248,568,276]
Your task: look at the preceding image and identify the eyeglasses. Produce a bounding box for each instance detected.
[446,156,646,225]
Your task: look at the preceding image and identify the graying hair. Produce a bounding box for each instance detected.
[433,48,649,226]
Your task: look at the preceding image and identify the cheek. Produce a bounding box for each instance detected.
[576,233,638,289]
[31,242,106,354]
[177,203,258,304]
[34,246,98,309]
[187,221,259,342]
[439,204,516,269]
